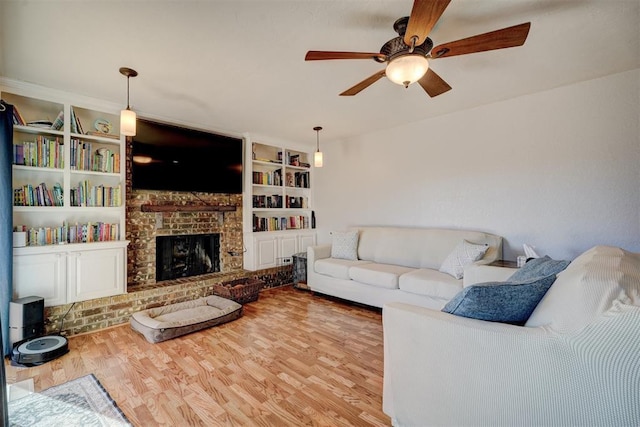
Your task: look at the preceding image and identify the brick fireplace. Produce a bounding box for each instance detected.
[126,190,243,289]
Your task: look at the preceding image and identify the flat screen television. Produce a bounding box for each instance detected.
[131,119,243,194]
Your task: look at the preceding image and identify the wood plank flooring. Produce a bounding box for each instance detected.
[5,286,391,426]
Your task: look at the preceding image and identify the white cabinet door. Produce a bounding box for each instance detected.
[255,236,278,269]
[13,252,66,306]
[67,246,126,303]
[245,231,317,270]
[298,232,316,254]
[279,234,298,259]
[13,242,128,306]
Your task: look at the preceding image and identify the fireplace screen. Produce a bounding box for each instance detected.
[156,233,220,281]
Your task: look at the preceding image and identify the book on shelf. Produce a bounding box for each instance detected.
[71,180,121,207]
[13,188,25,206]
[286,196,307,209]
[41,182,53,206]
[17,221,120,246]
[76,113,84,135]
[253,194,283,209]
[12,144,23,165]
[70,139,120,173]
[295,171,310,188]
[69,107,77,133]
[13,136,64,168]
[52,183,63,206]
[252,214,310,232]
[85,131,119,139]
[26,120,53,129]
[51,110,64,130]
[284,171,310,188]
[11,105,26,126]
[13,181,63,207]
[252,169,282,186]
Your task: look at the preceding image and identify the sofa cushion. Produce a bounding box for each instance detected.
[439,240,489,279]
[399,269,463,299]
[526,246,640,331]
[314,258,371,280]
[348,263,415,289]
[355,227,502,270]
[508,255,570,282]
[331,230,359,260]
[441,274,557,325]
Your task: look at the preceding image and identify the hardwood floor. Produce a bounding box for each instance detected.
[6,286,391,426]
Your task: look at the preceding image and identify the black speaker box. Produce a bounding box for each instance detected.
[9,296,45,346]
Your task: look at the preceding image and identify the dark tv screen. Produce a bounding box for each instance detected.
[131,119,243,194]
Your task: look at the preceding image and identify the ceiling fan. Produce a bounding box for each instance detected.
[305,0,531,98]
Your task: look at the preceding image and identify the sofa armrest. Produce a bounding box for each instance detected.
[382,302,637,426]
[463,264,518,287]
[307,244,331,287]
[307,244,331,267]
[383,303,560,425]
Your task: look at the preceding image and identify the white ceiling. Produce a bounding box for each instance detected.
[1,1,638,147]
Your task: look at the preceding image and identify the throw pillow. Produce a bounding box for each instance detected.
[441,274,557,325]
[439,240,489,279]
[331,230,359,260]
[508,255,570,282]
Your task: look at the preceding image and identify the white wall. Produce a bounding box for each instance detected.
[313,69,640,261]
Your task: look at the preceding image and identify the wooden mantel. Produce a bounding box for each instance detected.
[141,204,237,213]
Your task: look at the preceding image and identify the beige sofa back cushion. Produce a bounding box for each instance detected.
[354,227,502,270]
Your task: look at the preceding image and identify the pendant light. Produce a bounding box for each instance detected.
[119,67,138,136]
[313,126,323,168]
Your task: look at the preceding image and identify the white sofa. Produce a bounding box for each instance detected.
[307,226,503,309]
[383,245,640,426]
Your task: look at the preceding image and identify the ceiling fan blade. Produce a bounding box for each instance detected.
[339,70,386,96]
[305,51,386,61]
[431,22,531,58]
[404,0,452,46]
[418,68,452,97]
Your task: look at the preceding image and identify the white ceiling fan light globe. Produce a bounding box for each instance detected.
[386,55,429,88]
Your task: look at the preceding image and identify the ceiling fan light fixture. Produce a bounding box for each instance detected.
[386,54,429,88]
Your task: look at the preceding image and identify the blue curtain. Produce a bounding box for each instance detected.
[0,100,13,357]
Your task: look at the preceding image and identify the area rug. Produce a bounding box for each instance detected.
[8,374,132,427]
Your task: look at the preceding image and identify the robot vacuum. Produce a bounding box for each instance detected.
[11,335,69,366]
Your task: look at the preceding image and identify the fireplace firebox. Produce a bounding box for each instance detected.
[156,234,220,281]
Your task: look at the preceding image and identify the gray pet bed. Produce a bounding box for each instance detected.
[130,295,243,343]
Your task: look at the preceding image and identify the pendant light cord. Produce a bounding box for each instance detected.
[314,126,322,152]
[126,76,131,109]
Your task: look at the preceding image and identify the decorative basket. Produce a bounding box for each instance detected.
[212,278,264,304]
